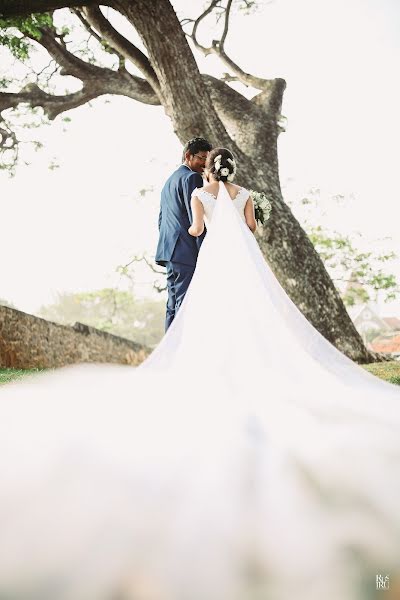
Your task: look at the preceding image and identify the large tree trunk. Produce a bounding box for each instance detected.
[113,0,235,150]
[0,0,381,362]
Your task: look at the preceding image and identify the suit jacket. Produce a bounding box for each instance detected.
[155,164,206,267]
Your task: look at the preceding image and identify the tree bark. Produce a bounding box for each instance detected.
[113,0,237,151]
[0,0,381,362]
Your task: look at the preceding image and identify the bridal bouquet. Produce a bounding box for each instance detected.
[250,190,272,225]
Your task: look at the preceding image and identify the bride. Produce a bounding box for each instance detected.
[0,147,399,600]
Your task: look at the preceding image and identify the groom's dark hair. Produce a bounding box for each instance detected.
[182,137,212,161]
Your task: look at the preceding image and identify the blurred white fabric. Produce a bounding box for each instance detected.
[0,182,399,600]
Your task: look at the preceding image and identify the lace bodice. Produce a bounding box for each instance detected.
[192,186,250,225]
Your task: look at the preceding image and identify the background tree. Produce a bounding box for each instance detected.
[285,190,400,307]
[0,0,382,361]
[38,288,165,347]
[0,297,16,308]
[308,228,398,307]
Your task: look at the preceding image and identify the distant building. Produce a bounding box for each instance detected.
[369,334,400,355]
[349,304,390,338]
[344,272,400,350]
[382,317,400,331]
[347,304,400,349]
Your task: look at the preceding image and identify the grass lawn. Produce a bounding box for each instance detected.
[361,360,400,386]
[0,368,45,385]
[1,361,400,386]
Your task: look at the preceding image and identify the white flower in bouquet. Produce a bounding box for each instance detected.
[249,190,272,225]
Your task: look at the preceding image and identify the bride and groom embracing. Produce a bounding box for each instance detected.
[155,137,256,331]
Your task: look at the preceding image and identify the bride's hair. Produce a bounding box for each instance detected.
[206,147,236,182]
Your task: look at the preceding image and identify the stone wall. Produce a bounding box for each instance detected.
[0,306,150,369]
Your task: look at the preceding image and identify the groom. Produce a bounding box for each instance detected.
[156,137,212,331]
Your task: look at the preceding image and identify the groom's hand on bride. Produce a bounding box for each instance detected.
[188,224,204,237]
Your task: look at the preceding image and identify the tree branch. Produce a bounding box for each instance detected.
[71,7,104,46]
[0,14,161,171]
[0,120,17,148]
[0,62,160,122]
[0,83,107,120]
[82,5,160,93]
[220,0,232,49]
[29,27,159,105]
[0,116,20,172]
[124,254,165,275]
[71,8,129,72]
[216,48,272,90]
[190,0,220,56]
[251,78,287,117]
[119,254,166,293]
[35,26,112,79]
[0,0,110,17]
[190,0,270,91]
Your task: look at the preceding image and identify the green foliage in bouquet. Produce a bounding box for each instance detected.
[249,190,272,225]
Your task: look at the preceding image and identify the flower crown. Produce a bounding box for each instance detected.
[213,154,236,182]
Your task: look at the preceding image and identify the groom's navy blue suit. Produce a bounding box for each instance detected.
[156,164,205,330]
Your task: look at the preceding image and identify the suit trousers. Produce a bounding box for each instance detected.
[165,261,195,331]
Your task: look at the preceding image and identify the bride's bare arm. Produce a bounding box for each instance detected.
[244,197,257,233]
[188,196,205,237]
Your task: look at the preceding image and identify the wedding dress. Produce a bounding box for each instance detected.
[0,182,399,600]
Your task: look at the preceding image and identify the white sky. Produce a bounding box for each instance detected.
[0,0,399,315]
